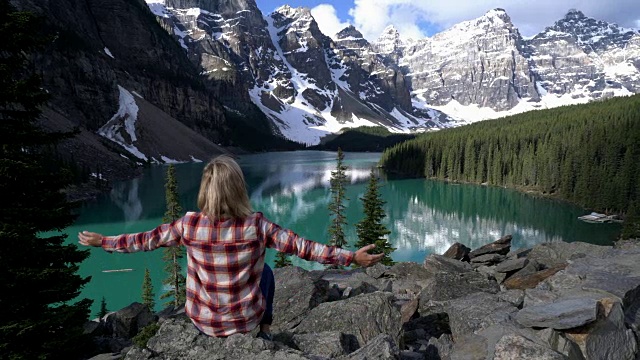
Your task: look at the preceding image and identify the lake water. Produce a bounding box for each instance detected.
[65,151,621,315]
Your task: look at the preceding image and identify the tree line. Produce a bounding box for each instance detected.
[380,95,640,239]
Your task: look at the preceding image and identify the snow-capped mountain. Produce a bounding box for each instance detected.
[149,1,456,145]
[377,8,640,121]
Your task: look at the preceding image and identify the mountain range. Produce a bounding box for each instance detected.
[13,0,640,180]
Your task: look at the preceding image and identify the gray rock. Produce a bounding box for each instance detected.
[504,263,567,290]
[292,331,357,358]
[498,290,525,308]
[515,298,598,330]
[366,263,389,279]
[450,333,488,360]
[446,292,518,339]
[469,235,512,259]
[424,334,454,360]
[470,254,506,266]
[527,241,612,268]
[493,334,566,360]
[384,262,436,294]
[423,254,472,274]
[294,292,403,348]
[475,265,497,279]
[419,272,500,316]
[273,267,330,331]
[338,334,400,360]
[523,289,560,308]
[507,248,532,259]
[495,258,529,273]
[88,354,123,360]
[104,302,155,339]
[536,328,585,359]
[564,299,637,360]
[494,272,508,284]
[400,350,424,360]
[442,242,471,261]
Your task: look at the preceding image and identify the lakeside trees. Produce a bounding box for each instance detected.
[380,95,640,236]
[0,1,92,358]
[161,164,186,307]
[355,170,395,265]
[328,148,349,249]
[142,268,155,311]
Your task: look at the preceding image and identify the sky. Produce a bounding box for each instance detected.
[255,0,640,41]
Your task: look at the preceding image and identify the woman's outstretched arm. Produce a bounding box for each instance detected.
[78,218,184,252]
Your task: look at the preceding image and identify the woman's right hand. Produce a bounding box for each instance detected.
[353,244,384,267]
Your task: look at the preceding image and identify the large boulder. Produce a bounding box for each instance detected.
[423,254,472,275]
[104,302,155,339]
[527,241,612,268]
[418,272,500,316]
[442,242,471,261]
[293,292,403,348]
[381,262,434,294]
[292,331,358,358]
[515,298,598,330]
[468,235,512,259]
[493,334,566,360]
[337,334,400,360]
[503,263,567,290]
[446,292,518,340]
[273,267,330,331]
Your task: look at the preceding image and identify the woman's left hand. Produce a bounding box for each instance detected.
[78,231,103,247]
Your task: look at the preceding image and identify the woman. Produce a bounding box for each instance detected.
[78,155,383,340]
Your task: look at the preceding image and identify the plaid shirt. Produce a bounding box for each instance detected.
[102,211,354,337]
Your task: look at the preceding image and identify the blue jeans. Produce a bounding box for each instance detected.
[260,264,274,325]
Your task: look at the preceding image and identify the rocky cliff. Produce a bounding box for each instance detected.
[85,238,640,360]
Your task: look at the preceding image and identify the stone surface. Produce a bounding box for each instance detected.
[294,292,403,348]
[498,290,525,308]
[495,258,529,273]
[446,292,518,339]
[493,334,566,360]
[470,254,506,265]
[469,235,512,259]
[104,302,155,339]
[442,242,471,261]
[338,334,400,360]
[504,263,567,290]
[423,254,473,274]
[419,272,500,316]
[527,241,612,268]
[515,298,598,330]
[381,262,434,294]
[292,331,357,358]
[273,267,329,331]
[523,289,560,308]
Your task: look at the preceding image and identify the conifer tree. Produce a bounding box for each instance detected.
[274,251,293,268]
[0,2,92,358]
[355,170,395,265]
[327,148,349,249]
[98,296,109,318]
[142,268,155,311]
[161,164,186,307]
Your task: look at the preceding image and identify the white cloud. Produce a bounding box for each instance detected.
[347,0,640,41]
[311,4,352,39]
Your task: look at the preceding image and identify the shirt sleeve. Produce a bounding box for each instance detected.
[102,217,184,253]
[258,213,354,266]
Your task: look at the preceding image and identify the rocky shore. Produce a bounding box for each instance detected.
[86,237,640,359]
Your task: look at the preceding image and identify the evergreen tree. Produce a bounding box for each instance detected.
[355,170,395,265]
[141,268,155,311]
[621,201,640,240]
[161,165,186,307]
[98,296,109,318]
[0,2,92,358]
[327,148,349,249]
[274,251,293,268]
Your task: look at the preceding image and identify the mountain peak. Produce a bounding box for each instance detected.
[482,8,512,24]
[336,25,364,39]
[565,8,586,20]
[274,4,310,17]
[381,25,398,35]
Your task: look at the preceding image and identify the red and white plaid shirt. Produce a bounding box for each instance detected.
[102,211,354,337]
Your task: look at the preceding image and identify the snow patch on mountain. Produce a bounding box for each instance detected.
[98,86,148,161]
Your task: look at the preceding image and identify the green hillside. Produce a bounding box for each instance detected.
[315,126,416,151]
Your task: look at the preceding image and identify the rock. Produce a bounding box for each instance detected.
[449,333,488,360]
[515,298,598,330]
[495,272,508,284]
[84,319,104,337]
[366,263,389,279]
[523,289,560,308]
[564,298,638,360]
[88,354,123,360]
[404,314,451,340]
[403,328,427,344]
[442,242,471,261]
[475,265,497,279]
[273,267,330,331]
[423,254,472,274]
[398,296,419,323]
[294,292,403,348]
[424,334,454,360]
[446,292,518,339]
[419,272,500,316]
[470,254,506,266]
[338,334,400,360]
[536,328,585,359]
[104,302,155,339]
[504,263,567,290]
[400,350,424,359]
[498,290,525,308]
[528,241,612,268]
[384,262,436,294]
[495,258,529,273]
[493,334,566,360]
[292,331,357,358]
[468,235,512,259]
[507,248,531,259]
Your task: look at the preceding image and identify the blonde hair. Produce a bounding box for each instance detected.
[197,155,252,219]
